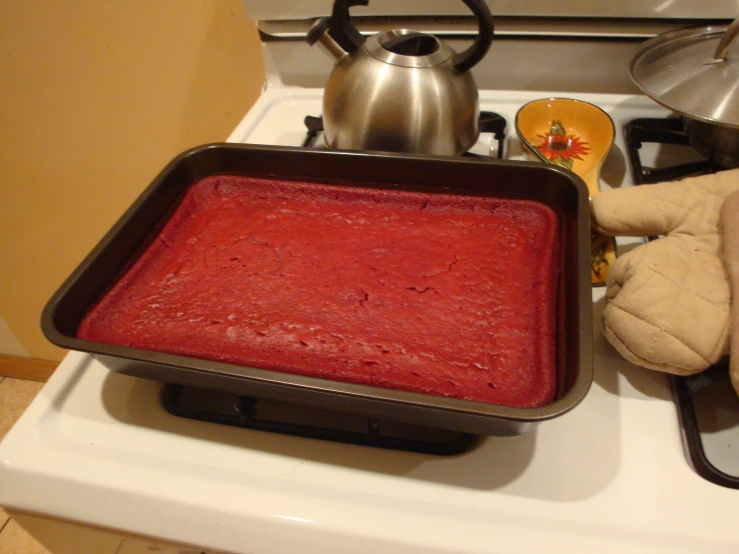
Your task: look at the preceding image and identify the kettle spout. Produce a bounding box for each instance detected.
[307,18,349,62]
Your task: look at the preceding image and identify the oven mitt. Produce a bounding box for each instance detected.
[723,190,739,397]
[590,168,739,377]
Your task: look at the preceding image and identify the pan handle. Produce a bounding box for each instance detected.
[706,18,739,64]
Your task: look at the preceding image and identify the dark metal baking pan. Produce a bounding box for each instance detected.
[41,144,593,436]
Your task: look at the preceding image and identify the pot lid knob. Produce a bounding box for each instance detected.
[705,17,739,64]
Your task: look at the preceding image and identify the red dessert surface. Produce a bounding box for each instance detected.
[78,176,560,408]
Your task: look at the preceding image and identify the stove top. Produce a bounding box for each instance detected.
[1,88,737,554]
[179,96,739,488]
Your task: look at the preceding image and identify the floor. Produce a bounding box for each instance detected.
[0,376,52,553]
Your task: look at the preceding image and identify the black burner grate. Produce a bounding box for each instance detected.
[671,362,739,489]
[302,111,507,158]
[162,384,477,455]
[624,118,723,185]
[625,117,739,490]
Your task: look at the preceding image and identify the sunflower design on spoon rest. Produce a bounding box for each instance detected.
[535,120,592,170]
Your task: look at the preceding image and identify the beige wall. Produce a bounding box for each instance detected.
[0,1,265,361]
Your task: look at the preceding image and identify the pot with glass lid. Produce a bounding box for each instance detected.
[630,18,739,167]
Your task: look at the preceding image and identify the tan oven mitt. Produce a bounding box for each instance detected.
[590,168,739,376]
[724,190,739,397]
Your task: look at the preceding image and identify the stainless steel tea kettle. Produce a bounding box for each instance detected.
[307,0,495,156]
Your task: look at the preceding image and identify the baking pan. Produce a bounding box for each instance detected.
[42,144,592,436]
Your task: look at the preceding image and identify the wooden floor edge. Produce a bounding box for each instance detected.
[0,355,60,383]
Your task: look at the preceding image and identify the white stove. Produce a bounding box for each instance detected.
[2,2,739,553]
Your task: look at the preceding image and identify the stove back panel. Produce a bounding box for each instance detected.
[244,0,739,20]
[262,37,647,93]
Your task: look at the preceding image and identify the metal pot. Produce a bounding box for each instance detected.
[683,117,739,168]
[630,18,739,167]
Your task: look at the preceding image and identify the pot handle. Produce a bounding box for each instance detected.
[452,0,495,74]
[707,18,739,63]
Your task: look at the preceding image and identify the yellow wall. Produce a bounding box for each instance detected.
[0,1,265,361]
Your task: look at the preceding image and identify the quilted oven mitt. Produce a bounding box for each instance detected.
[590,169,739,384]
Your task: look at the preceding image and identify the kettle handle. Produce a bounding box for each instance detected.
[452,0,495,74]
[325,0,368,54]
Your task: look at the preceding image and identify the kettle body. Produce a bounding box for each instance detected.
[308,0,494,156]
[324,30,480,155]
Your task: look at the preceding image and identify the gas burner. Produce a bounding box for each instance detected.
[624,118,724,185]
[625,116,739,490]
[162,384,477,455]
[302,111,507,159]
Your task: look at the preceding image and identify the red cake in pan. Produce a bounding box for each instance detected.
[78,176,561,408]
